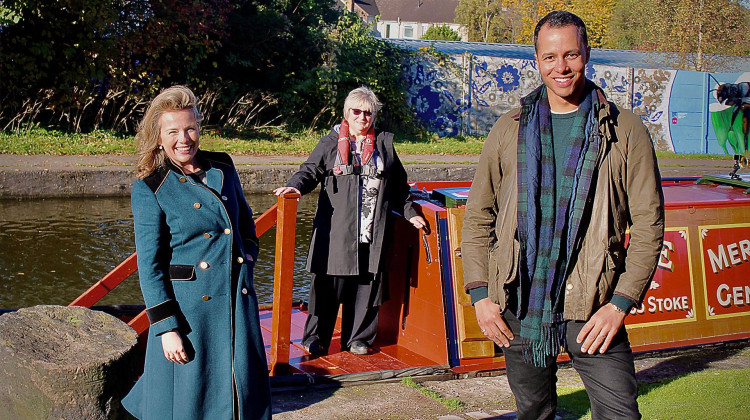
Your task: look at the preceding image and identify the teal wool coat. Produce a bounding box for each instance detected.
[122,151,271,420]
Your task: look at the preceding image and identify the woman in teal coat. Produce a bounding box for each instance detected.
[122,86,271,419]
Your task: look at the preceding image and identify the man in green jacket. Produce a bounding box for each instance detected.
[461,11,664,420]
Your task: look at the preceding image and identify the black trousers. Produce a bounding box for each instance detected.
[501,310,640,420]
[302,245,381,351]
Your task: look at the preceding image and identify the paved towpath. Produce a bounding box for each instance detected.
[269,340,750,419]
[0,153,736,175]
[0,153,739,198]
[0,153,482,197]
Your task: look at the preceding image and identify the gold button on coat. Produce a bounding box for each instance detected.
[236,256,244,264]
[203,232,211,238]
[179,177,187,183]
[566,283,574,290]
[199,261,209,270]
[202,295,210,301]
[193,202,202,209]
[224,228,231,235]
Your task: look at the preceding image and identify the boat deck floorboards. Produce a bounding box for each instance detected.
[258,309,438,376]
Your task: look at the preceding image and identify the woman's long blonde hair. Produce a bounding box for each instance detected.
[135,86,204,179]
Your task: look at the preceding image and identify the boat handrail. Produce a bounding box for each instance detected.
[68,193,301,374]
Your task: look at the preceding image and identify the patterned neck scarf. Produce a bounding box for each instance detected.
[333,121,382,244]
[516,82,603,367]
[334,119,375,174]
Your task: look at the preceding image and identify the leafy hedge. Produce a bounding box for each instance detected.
[0,0,421,133]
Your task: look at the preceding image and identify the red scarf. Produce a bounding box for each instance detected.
[334,120,375,175]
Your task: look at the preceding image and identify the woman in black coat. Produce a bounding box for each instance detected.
[274,86,426,355]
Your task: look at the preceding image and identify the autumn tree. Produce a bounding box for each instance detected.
[455,0,512,42]
[519,0,614,47]
[455,0,616,47]
[605,0,643,49]
[568,0,615,47]
[607,0,750,71]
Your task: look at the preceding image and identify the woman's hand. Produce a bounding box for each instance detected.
[273,186,301,197]
[161,330,189,364]
[409,215,427,231]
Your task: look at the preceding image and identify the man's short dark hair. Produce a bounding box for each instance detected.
[533,11,588,51]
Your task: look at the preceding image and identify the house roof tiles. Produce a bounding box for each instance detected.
[354,0,379,17]
[376,0,459,23]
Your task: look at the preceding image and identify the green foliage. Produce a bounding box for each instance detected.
[421,24,461,41]
[215,0,339,126]
[0,0,343,132]
[290,12,417,131]
[0,0,424,135]
[0,0,238,131]
[0,4,20,24]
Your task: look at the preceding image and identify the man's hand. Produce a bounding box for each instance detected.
[576,303,627,354]
[474,298,514,347]
[161,330,189,364]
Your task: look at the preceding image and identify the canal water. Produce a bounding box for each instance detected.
[0,194,318,309]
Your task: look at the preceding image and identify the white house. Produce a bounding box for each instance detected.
[339,0,464,40]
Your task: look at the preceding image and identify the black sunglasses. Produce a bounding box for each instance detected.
[351,108,373,117]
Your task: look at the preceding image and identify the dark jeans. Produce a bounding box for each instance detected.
[501,310,640,420]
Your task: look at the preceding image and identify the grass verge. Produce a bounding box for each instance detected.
[0,127,485,156]
[400,377,465,410]
[556,368,750,419]
[655,151,730,160]
[1,127,738,160]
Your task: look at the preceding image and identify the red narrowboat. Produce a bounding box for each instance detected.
[70,174,750,383]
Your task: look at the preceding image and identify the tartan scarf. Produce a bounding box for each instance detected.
[516,82,603,367]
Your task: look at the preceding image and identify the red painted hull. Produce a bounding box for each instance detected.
[73,176,750,380]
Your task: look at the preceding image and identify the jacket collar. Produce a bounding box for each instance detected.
[163,149,211,174]
[516,80,614,143]
[165,150,224,191]
[520,79,608,111]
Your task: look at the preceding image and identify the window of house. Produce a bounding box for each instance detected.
[404,25,414,38]
[386,24,391,38]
